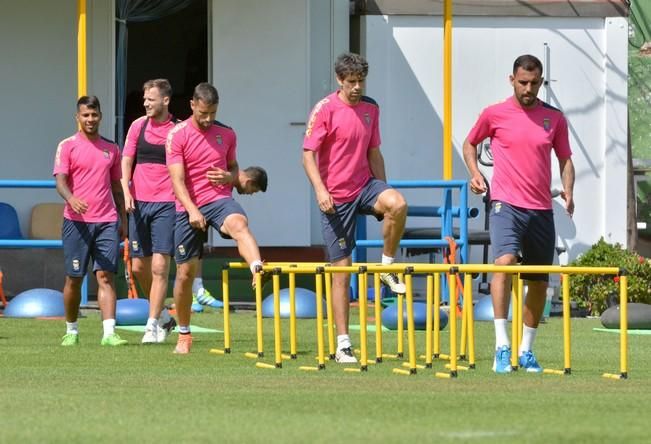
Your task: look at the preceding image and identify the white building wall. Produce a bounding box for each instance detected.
[361,15,628,263]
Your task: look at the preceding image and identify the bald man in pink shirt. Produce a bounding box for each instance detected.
[463,54,575,374]
[166,82,266,354]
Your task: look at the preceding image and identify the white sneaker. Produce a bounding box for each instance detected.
[380,272,406,294]
[141,327,158,344]
[156,316,177,343]
[335,347,358,364]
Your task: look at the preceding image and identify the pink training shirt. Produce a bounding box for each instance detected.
[123,115,176,202]
[166,118,237,211]
[303,91,381,203]
[53,132,121,222]
[466,96,572,210]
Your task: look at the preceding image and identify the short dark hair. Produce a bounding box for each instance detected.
[193,82,219,105]
[513,54,543,75]
[244,166,268,192]
[143,78,172,98]
[77,95,101,112]
[334,52,369,80]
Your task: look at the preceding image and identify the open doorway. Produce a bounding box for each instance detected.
[121,0,208,137]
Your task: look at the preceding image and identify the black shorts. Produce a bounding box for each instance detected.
[128,201,175,257]
[62,219,119,277]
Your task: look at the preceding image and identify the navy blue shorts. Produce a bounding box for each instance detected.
[62,218,119,277]
[321,178,390,262]
[128,201,175,257]
[489,201,555,282]
[174,198,246,264]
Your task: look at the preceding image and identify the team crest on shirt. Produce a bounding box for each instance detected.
[364,112,371,125]
[103,149,110,159]
[216,135,223,145]
[338,238,347,250]
[131,240,140,252]
[543,118,551,131]
[178,244,186,256]
[72,259,80,272]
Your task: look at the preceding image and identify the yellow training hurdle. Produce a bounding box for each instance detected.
[211,261,628,380]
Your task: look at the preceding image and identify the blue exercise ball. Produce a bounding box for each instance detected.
[473,295,513,321]
[116,298,150,325]
[381,302,448,330]
[4,288,64,318]
[261,288,325,319]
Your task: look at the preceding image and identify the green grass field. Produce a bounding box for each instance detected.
[1,308,649,444]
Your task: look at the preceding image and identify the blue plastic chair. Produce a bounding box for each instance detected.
[0,202,24,239]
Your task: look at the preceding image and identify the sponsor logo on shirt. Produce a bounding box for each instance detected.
[338,238,347,250]
[216,135,223,145]
[305,98,329,137]
[364,112,371,125]
[131,240,139,252]
[72,259,80,272]
[543,118,551,131]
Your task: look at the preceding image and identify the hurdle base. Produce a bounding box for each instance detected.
[290,354,297,360]
[397,353,404,358]
[255,362,276,369]
[376,357,383,363]
[435,372,451,379]
[329,354,336,360]
[425,363,432,369]
[469,363,476,369]
[459,354,466,361]
[445,364,468,371]
[602,372,627,380]
[209,349,225,355]
[392,368,411,376]
[543,369,565,376]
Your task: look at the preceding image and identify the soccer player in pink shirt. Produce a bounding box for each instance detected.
[121,79,178,344]
[166,82,267,354]
[463,54,575,373]
[303,53,408,364]
[54,96,128,347]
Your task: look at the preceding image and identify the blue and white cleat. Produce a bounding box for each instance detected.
[492,345,512,374]
[518,350,543,373]
[195,288,224,309]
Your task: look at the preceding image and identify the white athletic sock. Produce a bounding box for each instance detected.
[66,321,79,335]
[102,319,116,338]
[519,325,538,356]
[178,325,191,334]
[337,334,351,350]
[494,319,510,349]
[146,317,158,330]
[192,277,204,294]
[381,255,395,265]
[250,260,263,274]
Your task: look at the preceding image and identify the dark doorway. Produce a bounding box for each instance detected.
[121,0,208,137]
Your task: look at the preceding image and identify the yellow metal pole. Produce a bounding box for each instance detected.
[222,267,231,353]
[405,271,417,374]
[561,273,572,373]
[448,269,458,376]
[255,270,264,358]
[77,0,87,98]
[315,269,326,369]
[289,270,297,359]
[358,267,369,371]
[460,277,467,360]
[510,274,519,370]
[434,273,441,358]
[465,273,476,369]
[325,272,336,360]
[272,269,282,368]
[425,274,433,368]
[518,277,524,344]
[397,289,404,359]
[374,272,383,363]
[443,0,453,179]
[619,274,628,378]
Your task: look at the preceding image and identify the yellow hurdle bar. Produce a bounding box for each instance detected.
[405,269,417,374]
[424,274,434,368]
[314,268,326,370]
[374,272,383,363]
[325,271,336,360]
[254,268,264,358]
[464,273,476,369]
[358,267,369,372]
[448,268,458,377]
[562,274,572,374]
[511,274,520,371]
[289,269,297,359]
[272,268,282,368]
[222,267,231,353]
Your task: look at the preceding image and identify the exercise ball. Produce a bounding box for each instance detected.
[473,295,513,321]
[4,288,64,318]
[261,288,325,318]
[381,302,448,330]
[116,298,150,325]
[600,303,651,329]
